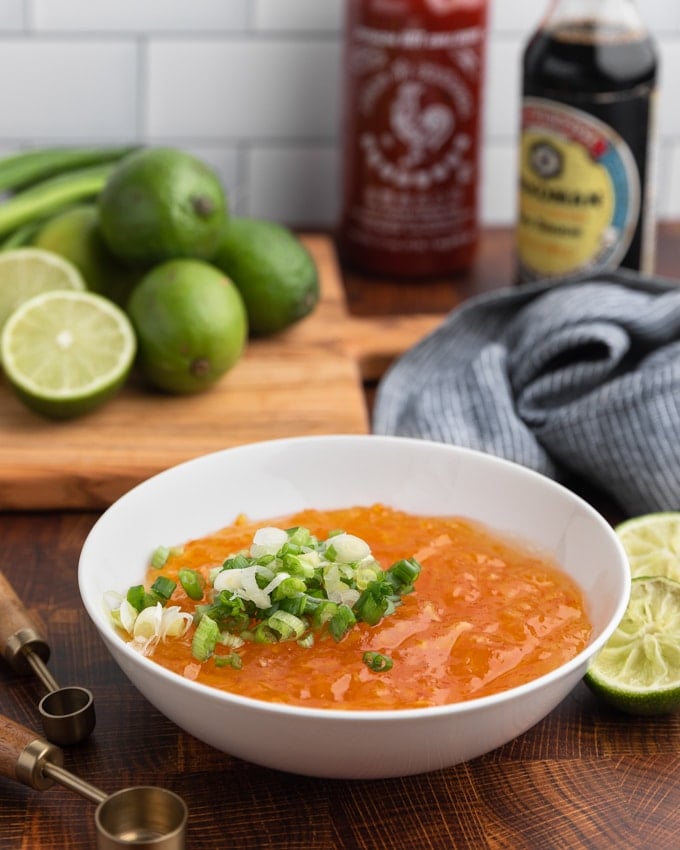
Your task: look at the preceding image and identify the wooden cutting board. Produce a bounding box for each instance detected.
[0,236,441,510]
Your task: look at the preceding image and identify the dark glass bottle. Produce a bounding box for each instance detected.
[517,0,658,283]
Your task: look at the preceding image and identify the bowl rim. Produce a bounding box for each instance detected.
[79,433,631,722]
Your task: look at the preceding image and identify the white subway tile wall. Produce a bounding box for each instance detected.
[0,0,678,229]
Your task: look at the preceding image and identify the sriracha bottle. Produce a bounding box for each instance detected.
[337,0,489,278]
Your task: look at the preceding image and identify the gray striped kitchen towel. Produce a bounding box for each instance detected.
[373,269,680,516]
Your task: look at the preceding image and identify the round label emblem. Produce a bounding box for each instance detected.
[354,50,477,192]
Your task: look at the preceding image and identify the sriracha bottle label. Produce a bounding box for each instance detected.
[338,0,487,277]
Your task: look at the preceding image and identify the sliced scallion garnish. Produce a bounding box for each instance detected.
[178,568,205,601]
[363,652,393,673]
[151,576,176,603]
[126,584,148,613]
[191,613,220,662]
[328,604,357,642]
[113,524,421,670]
[214,652,242,669]
[151,545,170,569]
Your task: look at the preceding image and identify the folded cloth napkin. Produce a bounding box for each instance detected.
[373,269,680,516]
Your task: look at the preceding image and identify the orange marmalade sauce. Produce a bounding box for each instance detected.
[141,505,591,710]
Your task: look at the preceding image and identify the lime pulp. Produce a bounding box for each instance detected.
[1,289,136,419]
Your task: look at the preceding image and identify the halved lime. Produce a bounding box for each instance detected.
[585,576,680,715]
[615,512,680,582]
[0,247,86,337]
[1,289,136,419]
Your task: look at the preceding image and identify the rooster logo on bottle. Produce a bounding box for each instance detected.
[356,47,477,191]
[390,81,454,168]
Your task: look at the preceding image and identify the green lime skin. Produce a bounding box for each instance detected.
[127,259,248,394]
[32,204,140,306]
[98,147,228,266]
[585,670,680,716]
[11,364,131,420]
[212,217,319,337]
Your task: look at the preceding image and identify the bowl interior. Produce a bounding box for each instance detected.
[80,435,628,667]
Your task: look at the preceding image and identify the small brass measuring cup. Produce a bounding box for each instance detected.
[0,570,96,745]
[0,713,187,849]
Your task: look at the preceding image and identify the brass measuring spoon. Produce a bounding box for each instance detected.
[0,714,187,849]
[0,570,96,746]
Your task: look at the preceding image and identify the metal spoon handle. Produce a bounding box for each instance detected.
[0,570,50,674]
[25,652,60,694]
[0,713,106,803]
[43,760,107,805]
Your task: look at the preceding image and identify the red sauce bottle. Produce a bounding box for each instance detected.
[337,0,489,278]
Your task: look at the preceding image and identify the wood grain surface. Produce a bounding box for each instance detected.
[2,225,680,849]
[0,235,440,511]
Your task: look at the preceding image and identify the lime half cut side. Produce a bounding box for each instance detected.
[615,512,680,582]
[585,576,680,715]
[1,289,136,419]
[0,247,86,336]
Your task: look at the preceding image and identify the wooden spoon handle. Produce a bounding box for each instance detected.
[0,713,61,789]
[0,571,49,671]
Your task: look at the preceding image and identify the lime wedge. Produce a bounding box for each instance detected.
[0,247,86,336]
[1,289,136,419]
[585,576,680,715]
[615,512,680,582]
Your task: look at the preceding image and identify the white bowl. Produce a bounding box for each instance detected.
[79,435,629,779]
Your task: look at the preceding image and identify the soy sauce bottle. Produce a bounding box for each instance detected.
[337,0,489,278]
[516,0,658,283]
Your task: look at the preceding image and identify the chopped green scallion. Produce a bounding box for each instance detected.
[225,553,251,570]
[191,614,220,662]
[178,568,205,601]
[150,546,170,568]
[312,600,338,629]
[253,622,278,644]
[267,610,306,640]
[363,652,393,672]
[388,558,421,591]
[297,633,315,649]
[273,576,306,599]
[328,604,356,642]
[117,523,422,671]
[214,653,242,669]
[126,584,149,613]
[150,576,176,602]
[354,582,390,626]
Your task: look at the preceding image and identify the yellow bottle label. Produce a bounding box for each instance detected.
[518,97,640,281]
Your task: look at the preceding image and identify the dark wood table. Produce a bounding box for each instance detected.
[2,226,680,849]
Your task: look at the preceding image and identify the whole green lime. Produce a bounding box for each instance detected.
[127,259,248,394]
[32,204,140,306]
[98,147,228,266]
[212,217,319,337]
